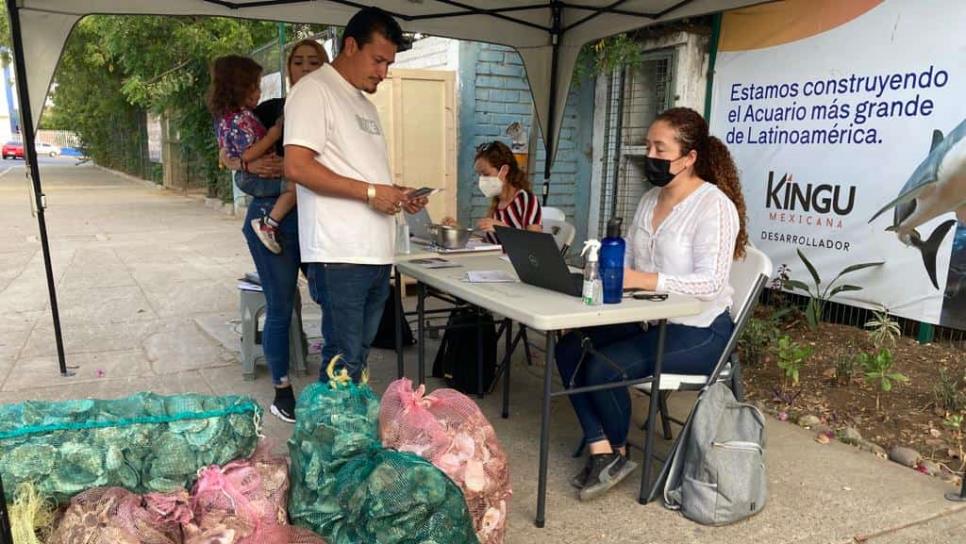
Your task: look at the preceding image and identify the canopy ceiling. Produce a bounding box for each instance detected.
[12,0,765,168]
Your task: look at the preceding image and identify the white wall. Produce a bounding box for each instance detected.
[639,30,711,111]
[393,36,460,71]
[587,30,711,238]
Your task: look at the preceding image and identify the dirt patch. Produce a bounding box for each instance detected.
[740,307,966,478]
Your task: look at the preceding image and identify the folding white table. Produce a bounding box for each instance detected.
[394,254,704,527]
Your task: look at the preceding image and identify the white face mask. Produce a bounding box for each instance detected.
[478,176,503,198]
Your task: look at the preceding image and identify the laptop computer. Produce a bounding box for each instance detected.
[495,225,583,297]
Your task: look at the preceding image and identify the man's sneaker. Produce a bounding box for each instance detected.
[578,452,638,501]
[270,386,296,423]
[251,216,282,254]
[570,455,594,489]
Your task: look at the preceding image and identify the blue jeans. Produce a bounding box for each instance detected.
[306,263,391,382]
[242,197,301,385]
[235,171,283,198]
[555,312,734,448]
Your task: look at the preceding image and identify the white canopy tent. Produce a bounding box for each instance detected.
[4,0,763,374]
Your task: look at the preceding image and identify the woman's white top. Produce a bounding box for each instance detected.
[625,182,740,327]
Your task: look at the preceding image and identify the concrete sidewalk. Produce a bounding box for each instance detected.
[0,163,963,543]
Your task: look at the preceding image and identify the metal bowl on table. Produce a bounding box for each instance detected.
[428,223,474,249]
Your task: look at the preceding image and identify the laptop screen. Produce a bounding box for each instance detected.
[495,226,582,297]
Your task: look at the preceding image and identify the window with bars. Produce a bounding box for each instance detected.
[597,50,675,236]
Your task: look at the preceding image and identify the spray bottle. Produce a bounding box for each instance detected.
[600,217,626,304]
[581,240,603,306]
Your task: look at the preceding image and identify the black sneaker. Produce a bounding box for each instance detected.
[570,456,594,489]
[270,386,296,423]
[578,452,638,501]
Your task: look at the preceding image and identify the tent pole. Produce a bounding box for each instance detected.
[0,471,11,544]
[5,0,72,377]
[541,0,563,207]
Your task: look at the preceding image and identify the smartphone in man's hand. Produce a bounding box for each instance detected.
[407,187,442,200]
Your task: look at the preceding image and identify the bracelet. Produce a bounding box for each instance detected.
[366,183,377,206]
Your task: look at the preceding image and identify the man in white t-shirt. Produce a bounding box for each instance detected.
[284,7,426,382]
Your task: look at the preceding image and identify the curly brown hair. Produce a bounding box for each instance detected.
[475,140,530,215]
[654,107,749,260]
[206,55,262,117]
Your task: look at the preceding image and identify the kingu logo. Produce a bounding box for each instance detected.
[766,171,856,216]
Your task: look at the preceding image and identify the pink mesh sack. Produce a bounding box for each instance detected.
[259,525,329,543]
[49,487,192,544]
[182,510,327,544]
[187,449,289,543]
[380,378,512,544]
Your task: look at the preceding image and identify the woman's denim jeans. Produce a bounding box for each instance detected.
[242,196,300,385]
[555,311,734,448]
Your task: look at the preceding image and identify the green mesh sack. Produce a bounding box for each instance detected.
[327,448,478,544]
[0,392,261,504]
[288,358,381,534]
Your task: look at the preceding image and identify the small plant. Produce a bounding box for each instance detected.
[865,307,901,349]
[944,414,965,471]
[738,315,781,366]
[835,353,858,385]
[858,348,909,411]
[934,368,966,413]
[771,264,791,290]
[771,386,802,406]
[768,263,791,304]
[783,249,884,330]
[776,335,813,389]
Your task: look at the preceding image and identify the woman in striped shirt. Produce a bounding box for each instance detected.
[446,141,542,241]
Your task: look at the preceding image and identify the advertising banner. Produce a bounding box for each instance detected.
[710,0,966,327]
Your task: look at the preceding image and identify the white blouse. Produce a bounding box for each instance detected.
[625,182,740,327]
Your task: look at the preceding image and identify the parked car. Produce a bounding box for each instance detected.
[35,142,62,157]
[2,141,23,160]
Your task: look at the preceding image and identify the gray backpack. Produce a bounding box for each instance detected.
[663,382,767,525]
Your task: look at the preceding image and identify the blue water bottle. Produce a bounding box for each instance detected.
[599,217,625,304]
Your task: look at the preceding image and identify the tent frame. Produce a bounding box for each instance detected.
[0,1,775,538]
[6,0,71,377]
[5,0,716,378]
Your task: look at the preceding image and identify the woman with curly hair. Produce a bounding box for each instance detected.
[555,107,749,501]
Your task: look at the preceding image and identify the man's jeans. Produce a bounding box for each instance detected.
[306,263,391,382]
[242,196,300,385]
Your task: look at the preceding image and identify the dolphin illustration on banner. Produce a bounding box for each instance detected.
[869,118,966,289]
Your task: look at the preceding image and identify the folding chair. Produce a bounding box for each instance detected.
[542,206,566,222]
[570,245,771,457]
[542,219,576,255]
[634,245,773,440]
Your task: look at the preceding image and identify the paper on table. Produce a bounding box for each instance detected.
[410,257,461,269]
[465,270,516,283]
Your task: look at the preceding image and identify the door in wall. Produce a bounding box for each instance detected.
[368,69,457,223]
